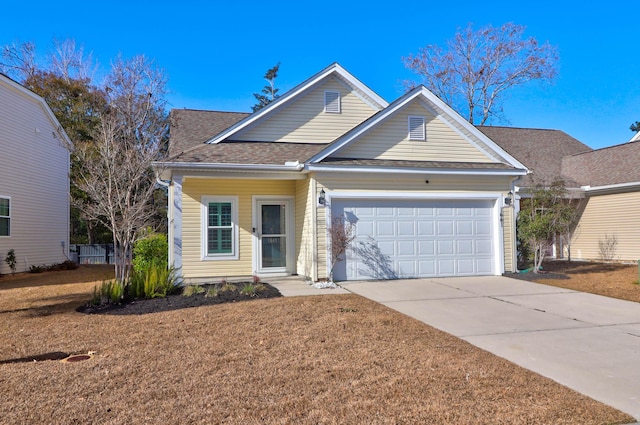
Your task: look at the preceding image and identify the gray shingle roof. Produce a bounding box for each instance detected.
[172,141,328,165]
[168,109,250,157]
[478,126,592,187]
[562,141,640,187]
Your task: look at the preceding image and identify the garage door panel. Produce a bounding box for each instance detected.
[437,221,454,236]
[476,239,492,254]
[418,240,435,255]
[418,222,435,236]
[457,239,474,254]
[397,240,415,256]
[438,240,455,255]
[457,259,475,274]
[333,199,495,280]
[419,260,435,275]
[398,221,416,236]
[457,220,473,236]
[438,259,455,275]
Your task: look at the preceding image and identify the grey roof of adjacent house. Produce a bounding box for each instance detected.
[562,140,640,187]
[477,126,592,187]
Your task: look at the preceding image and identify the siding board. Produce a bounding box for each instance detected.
[234,77,378,143]
[571,192,640,261]
[333,103,495,162]
[0,79,69,273]
[181,178,296,279]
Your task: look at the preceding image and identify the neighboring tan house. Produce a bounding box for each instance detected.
[0,74,71,274]
[156,63,527,282]
[562,141,640,262]
[480,126,640,263]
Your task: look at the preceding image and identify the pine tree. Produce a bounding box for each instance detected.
[252,63,280,112]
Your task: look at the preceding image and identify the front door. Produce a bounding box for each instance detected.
[255,199,292,274]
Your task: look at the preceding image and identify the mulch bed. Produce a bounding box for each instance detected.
[77,282,282,315]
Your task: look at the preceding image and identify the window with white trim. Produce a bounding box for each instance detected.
[202,196,239,260]
[324,91,341,113]
[408,116,426,140]
[0,197,9,237]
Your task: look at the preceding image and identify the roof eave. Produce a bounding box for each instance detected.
[306,163,527,176]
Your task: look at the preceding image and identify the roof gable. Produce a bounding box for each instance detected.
[311,86,526,171]
[0,73,72,147]
[205,63,388,145]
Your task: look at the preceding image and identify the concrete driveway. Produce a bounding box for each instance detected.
[342,276,640,421]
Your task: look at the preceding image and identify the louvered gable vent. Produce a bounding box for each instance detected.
[408,116,425,140]
[324,91,341,113]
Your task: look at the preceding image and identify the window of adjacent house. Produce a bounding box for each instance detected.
[408,116,426,140]
[0,197,9,237]
[324,91,341,113]
[202,196,238,260]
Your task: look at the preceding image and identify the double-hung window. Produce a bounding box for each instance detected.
[202,196,238,260]
[0,197,9,237]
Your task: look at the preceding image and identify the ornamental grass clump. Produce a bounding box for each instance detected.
[91,280,124,305]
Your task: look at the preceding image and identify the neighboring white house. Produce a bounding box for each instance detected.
[0,73,71,274]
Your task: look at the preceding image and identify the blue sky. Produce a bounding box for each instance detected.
[2,0,637,149]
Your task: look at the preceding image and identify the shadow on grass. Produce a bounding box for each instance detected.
[0,265,114,291]
[0,351,70,364]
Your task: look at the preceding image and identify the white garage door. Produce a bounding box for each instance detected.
[331,198,495,281]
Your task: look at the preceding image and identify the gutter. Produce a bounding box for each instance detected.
[153,161,305,172]
[305,164,528,176]
[581,181,640,195]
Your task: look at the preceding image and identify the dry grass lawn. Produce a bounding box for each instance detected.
[0,265,635,424]
[525,260,640,302]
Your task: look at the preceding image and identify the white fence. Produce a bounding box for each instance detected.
[70,244,114,265]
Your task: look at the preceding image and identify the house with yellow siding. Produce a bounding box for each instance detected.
[155,63,528,283]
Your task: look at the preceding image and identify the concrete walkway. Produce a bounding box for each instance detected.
[341,276,640,421]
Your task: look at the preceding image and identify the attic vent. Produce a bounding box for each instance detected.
[408,116,425,140]
[324,91,341,113]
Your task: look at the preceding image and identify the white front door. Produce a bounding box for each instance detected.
[254,198,293,275]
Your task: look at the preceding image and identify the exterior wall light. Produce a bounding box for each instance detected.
[505,191,513,206]
[318,189,326,206]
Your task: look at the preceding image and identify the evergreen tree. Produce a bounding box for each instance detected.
[252,63,280,112]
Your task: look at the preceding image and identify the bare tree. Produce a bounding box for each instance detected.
[327,215,357,284]
[50,38,97,82]
[72,55,168,284]
[403,23,558,124]
[0,41,38,81]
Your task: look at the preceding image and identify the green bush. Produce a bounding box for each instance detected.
[91,280,124,305]
[132,233,168,274]
[5,249,16,274]
[130,259,180,299]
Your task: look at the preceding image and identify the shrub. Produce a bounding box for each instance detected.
[132,233,168,274]
[29,265,45,273]
[91,280,124,305]
[205,286,218,298]
[240,282,256,296]
[182,284,205,297]
[5,249,16,274]
[598,234,618,262]
[130,259,180,299]
[220,281,236,293]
